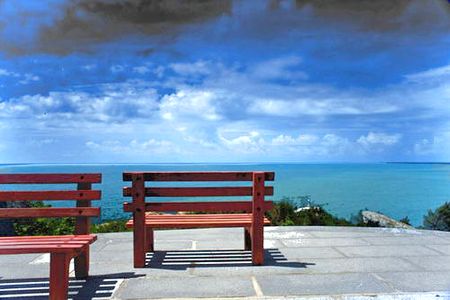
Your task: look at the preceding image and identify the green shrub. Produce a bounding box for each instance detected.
[14,201,75,236]
[266,197,299,225]
[91,219,132,233]
[399,216,411,226]
[423,202,450,231]
[266,196,352,226]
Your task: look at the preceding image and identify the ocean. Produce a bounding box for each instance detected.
[1,163,449,226]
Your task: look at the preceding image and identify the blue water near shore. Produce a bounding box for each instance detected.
[1,163,450,226]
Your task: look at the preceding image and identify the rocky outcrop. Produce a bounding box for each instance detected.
[362,210,414,229]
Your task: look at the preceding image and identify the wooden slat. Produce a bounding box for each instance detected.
[123,201,273,213]
[0,240,92,246]
[0,245,87,255]
[0,190,101,201]
[0,235,96,242]
[0,207,100,218]
[0,235,96,255]
[125,214,271,228]
[0,173,102,184]
[143,215,261,220]
[123,171,275,182]
[140,214,268,220]
[123,186,273,197]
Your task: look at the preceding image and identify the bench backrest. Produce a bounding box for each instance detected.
[122,171,274,213]
[0,173,102,235]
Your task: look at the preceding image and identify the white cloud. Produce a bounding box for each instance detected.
[110,65,125,73]
[183,135,218,149]
[160,89,222,121]
[3,57,450,162]
[27,138,55,146]
[154,66,165,78]
[413,131,450,160]
[0,68,18,77]
[215,127,357,158]
[271,134,318,146]
[170,61,213,76]
[133,65,151,74]
[414,138,435,155]
[82,64,96,71]
[219,131,266,153]
[19,73,40,84]
[1,81,159,124]
[357,132,401,147]
[86,138,176,154]
[249,98,398,117]
[0,68,39,84]
[405,64,450,82]
[251,56,307,81]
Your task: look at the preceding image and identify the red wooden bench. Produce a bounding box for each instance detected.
[0,173,101,300]
[123,171,274,267]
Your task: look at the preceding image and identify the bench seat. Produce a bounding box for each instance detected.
[0,234,97,255]
[126,213,271,229]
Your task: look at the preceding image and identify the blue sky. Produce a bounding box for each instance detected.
[0,0,449,163]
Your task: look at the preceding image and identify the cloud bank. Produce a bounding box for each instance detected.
[1,0,449,163]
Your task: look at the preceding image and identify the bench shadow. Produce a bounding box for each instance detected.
[145,248,314,269]
[0,272,143,300]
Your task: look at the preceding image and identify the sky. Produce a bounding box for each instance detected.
[0,0,449,163]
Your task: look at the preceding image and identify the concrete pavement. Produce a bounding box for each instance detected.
[1,226,450,299]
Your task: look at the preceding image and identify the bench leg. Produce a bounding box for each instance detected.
[74,247,89,279]
[132,173,147,268]
[251,224,264,265]
[146,228,154,252]
[49,252,71,300]
[244,227,252,250]
[134,226,146,268]
[252,172,265,265]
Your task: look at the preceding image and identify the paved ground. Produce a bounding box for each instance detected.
[1,226,450,299]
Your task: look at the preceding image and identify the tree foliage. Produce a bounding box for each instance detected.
[423,202,450,231]
[266,196,352,226]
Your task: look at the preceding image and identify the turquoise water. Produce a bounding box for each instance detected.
[1,163,449,226]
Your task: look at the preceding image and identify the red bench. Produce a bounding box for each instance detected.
[123,171,274,267]
[0,173,101,300]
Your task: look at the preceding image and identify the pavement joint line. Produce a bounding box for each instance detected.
[276,243,447,249]
[29,253,49,265]
[277,239,289,248]
[396,256,428,271]
[120,291,450,300]
[109,278,124,299]
[357,237,372,246]
[127,269,450,279]
[422,244,450,256]
[369,272,400,292]
[93,240,112,251]
[330,246,349,258]
[251,276,264,297]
